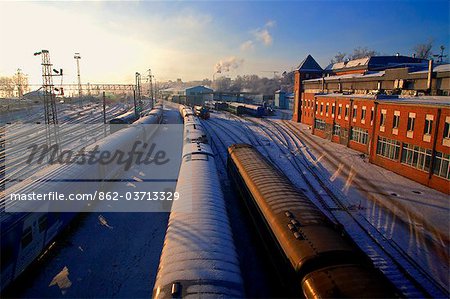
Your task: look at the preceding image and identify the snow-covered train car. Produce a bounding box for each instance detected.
[0,106,164,291]
[178,105,194,118]
[183,117,208,144]
[153,141,244,298]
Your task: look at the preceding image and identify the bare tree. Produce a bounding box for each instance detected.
[330,52,347,64]
[349,47,378,60]
[0,77,15,98]
[413,41,433,59]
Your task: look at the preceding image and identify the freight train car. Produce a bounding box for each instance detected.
[227,144,399,298]
[153,106,244,298]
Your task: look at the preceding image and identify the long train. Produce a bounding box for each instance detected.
[0,105,163,292]
[227,144,400,298]
[152,105,244,298]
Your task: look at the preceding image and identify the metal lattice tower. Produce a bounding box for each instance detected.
[74,52,83,105]
[35,50,58,124]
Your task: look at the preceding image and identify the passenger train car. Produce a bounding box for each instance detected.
[221,102,265,117]
[205,101,227,111]
[227,144,399,298]
[0,106,164,292]
[153,105,244,298]
[109,110,140,125]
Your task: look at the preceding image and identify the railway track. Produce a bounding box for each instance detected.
[204,111,447,298]
[1,104,128,189]
[268,118,448,298]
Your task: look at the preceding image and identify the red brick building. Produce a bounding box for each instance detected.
[292,55,450,193]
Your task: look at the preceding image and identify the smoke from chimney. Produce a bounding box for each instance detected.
[215,56,244,73]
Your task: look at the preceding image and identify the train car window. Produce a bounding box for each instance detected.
[191,154,209,161]
[21,227,33,248]
[38,215,48,233]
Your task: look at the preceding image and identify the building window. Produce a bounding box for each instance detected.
[407,115,415,131]
[433,152,450,180]
[333,124,341,136]
[350,127,369,144]
[345,106,349,117]
[326,104,329,114]
[444,119,450,139]
[380,112,386,126]
[338,106,342,116]
[352,106,357,118]
[424,118,433,135]
[370,109,374,122]
[320,103,323,113]
[376,137,400,160]
[401,143,432,172]
[361,108,366,121]
[332,105,336,115]
[315,119,326,131]
[393,114,400,129]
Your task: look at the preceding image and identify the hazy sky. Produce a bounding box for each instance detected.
[1,1,448,86]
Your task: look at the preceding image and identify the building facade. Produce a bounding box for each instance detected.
[309,94,449,193]
[292,54,450,193]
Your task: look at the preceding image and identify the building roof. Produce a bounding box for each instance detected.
[382,96,450,107]
[296,55,323,72]
[304,63,450,83]
[325,55,428,73]
[185,85,213,92]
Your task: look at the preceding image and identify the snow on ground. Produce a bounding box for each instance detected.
[4,106,181,298]
[203,109,449,296]
[281,118,449,291]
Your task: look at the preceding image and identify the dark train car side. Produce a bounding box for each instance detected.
[227,144,399,298]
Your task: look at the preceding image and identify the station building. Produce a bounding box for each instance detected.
[292,54,450,193]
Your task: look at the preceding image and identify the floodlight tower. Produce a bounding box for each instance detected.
[34,50,59,124]
[74,52,83,106]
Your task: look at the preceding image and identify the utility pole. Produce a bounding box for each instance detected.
[16,68,23,98]
[148,69,154,108]
[135,72,142,112]
[102,91,107,124]
[74,52,83,106]
[103,91,107,137]
[133,89,138,118]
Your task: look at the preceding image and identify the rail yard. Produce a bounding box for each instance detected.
[0,99,448,298]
